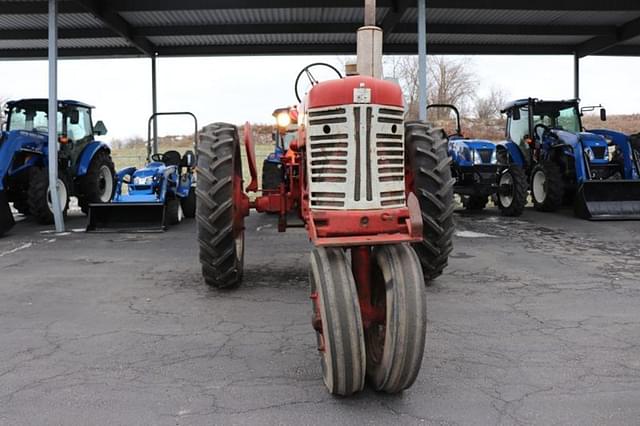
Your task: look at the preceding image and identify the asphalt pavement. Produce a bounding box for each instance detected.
[0,206,639,425]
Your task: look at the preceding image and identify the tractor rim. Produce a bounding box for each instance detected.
[498,171,514,208]
[532,169,546,203]
[97,165,113,202]
[47,178,67,213]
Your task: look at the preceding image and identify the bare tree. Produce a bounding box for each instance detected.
[0,96,10,128]
[474,87,508,123]
[384,56,477,120]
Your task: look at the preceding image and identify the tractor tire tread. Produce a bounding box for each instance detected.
[196,123,244,289]
[405,121,455,284]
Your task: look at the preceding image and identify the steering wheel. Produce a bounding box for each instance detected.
[533,123,551,140]
[294,62,343,103]
[151,153,163,162]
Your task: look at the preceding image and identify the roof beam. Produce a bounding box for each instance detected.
[152,43,574,56]
[576,16,640,56]
[381,0,411,36]
[134,23,611,37]
[106,0,640,12]
[73,0,155,55]
[425,0,640,10]
[0,28,117,40]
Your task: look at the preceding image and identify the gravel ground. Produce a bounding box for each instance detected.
[0,206,639,425]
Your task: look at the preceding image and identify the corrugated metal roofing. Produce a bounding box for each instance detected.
[0,1,639,58]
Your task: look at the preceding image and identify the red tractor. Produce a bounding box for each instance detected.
[196,26,454,396]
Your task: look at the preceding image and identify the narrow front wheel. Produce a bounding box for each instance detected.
[365,244,427,394]
[309,247,366,396]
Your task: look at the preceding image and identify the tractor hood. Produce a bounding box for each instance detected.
[551,129,608,150]
[0,130,47,157]
[449,138,497,166]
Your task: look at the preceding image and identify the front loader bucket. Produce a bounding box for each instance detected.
[0,191,16,236]
[86,202,166,232]
[575,180,640,220]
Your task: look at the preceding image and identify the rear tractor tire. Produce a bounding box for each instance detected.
[78,150,116,214]
[310,247,366,396]
[365,244,427,393]
[496,166,527,217]
[27,167,70,225]
[531,161,564,212]
[196,123,245,289]
[405,122,455,284]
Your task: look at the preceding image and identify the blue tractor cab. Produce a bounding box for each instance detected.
[262,107,298,191]
[0,98,114,236]
[86,112,198,232]
[428,103,528,216]
[502,98,640,219]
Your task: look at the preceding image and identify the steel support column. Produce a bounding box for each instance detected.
[151,55,158,155]
[48,0,64,233]
[418,0,427,121]
[574,53,580,99]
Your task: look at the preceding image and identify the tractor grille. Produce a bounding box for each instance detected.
[591,146,607,159]
[307,104,406,210]
[477,149,493,163]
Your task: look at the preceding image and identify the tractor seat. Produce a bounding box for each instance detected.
[162,150,181,166]
[181,150,196,168]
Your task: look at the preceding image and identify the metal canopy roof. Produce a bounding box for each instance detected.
[1,1,640,58]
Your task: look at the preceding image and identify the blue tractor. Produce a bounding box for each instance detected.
[0,99,114,236]
[427,103,528,216]
[501,98,640,219]
[261,107,298,191]
[86,112,198,231]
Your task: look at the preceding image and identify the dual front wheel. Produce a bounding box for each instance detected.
[310,244,426,396]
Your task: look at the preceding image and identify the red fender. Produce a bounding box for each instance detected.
[243,121,258,193]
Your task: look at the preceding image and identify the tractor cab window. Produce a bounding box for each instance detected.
[65,107,92,142]
[508,107,530,148]
[8,105,63,135]
[556,106,581,132]
[282,131,296,150]
[531,103,581,134]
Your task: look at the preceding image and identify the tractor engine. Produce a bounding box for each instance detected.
[304,77,406,211]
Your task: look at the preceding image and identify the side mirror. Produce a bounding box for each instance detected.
[600,108,607,121]
[69,110,80,125]
[93,120,107,136]
[512,108,521,121]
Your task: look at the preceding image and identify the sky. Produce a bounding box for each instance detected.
[1,54,639,143]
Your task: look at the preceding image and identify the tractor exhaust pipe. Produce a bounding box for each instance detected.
[357,0,383,78]
[0,190,16,236]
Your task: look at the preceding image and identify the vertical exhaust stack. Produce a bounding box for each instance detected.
[357,0,383,78]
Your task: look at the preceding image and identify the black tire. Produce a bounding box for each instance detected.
[310,247,366,396]
[181,187,196,218]
[531,161,564,212]
[405,122,455,283]
[196,123,245,289]
[78,150,116,214]
[496,166,527,217]
[261,160,283,191]
[27,167,69,225]
[12,199,30,215]
[462,195,488,211]
[365,244,426,393]
[165,195,181,226]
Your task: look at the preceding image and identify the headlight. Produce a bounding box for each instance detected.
[584,147,595,162]
[607,145,616,160]
[276,112,291,128]
[133,176,153,185]
[490,150,498,164]
[473,150,482,165]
